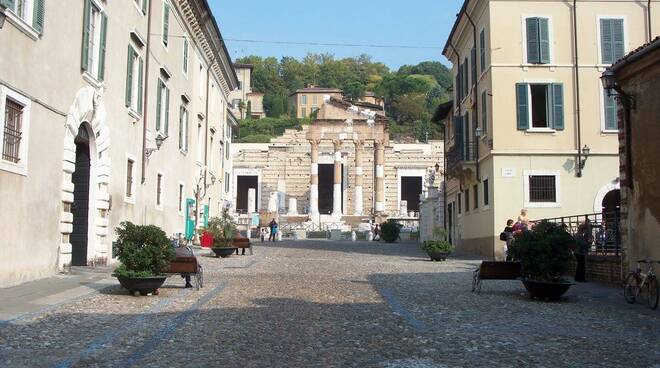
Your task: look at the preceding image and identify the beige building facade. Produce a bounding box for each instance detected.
[442,0,658,259]
[289,87,343,119]
[0,0,238,287]
[229,63,264,119]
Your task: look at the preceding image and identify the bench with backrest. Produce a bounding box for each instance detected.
[472,261,522,294]
[166,256,203,290]
[233,236,252,255]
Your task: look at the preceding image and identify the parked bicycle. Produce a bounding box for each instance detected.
[623,259,659,310]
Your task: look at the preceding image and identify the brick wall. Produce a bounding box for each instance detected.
[566,255,622,284]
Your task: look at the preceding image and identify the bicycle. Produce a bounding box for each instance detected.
[623,259,659,310]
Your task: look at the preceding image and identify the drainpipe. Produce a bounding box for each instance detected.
[464,9,480,183]
[573,0,584,178]
[648,0,653,42]
[140,0,154,184]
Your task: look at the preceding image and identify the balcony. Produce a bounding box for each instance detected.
[447,141,477,177]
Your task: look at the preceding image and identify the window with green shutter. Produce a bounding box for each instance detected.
[526,17,550,64]
[516,83,564,130]
[125,46,134,108]
[162,1,170,47]
[481,90,488,135]
[32,0,45,33]
[183,37,189,75]
[81,0,107,81]
[603,89,618,131]
[479,29,486,72]
[156,79,163,131]
[600,18,625,64]
[516,83,529,130]
[471,46,477,86]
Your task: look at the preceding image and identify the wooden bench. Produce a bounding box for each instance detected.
[233,237,253,255]
[472,261,521,294]
[165,256,203,290]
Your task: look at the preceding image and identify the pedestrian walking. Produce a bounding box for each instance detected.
[268,219,278,242]
[373,224,381,241]
[499,219,515,260]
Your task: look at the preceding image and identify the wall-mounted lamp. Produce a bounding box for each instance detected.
[601,69,634,109]
[145,134,168,157]
[578,145,590,171]
[475,127,483,139]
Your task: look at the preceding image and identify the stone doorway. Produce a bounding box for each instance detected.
[236,175,259,213]
[318,164,343,215]
[400,176,423,212]
[71,124,93,266]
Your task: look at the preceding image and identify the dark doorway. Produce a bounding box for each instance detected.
[71,125,91,266]
[236,176,258,213]
[318,164,343,214]
[602,189,621,225]
[447,202,453,244]
[401,176,423,212]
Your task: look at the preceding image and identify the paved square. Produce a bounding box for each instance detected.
[1,240,658,367]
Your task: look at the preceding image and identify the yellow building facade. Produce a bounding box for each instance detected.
[443,0,659,259]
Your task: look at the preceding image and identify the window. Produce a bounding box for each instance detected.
[125,158,135,200]
[209,136,215,172]
[237,81,242,91]
[458,193,462,215]
[603,89,617,131]
[81,0,108,81]
[199,63,205,97]
[182,36,189,75]
[162,1,170,47]
[481,90,488,135]
[524,170,560,207]
[1,87,31,175]
[178,183,185,214]
[8,0,45,34]
[600,18,624,64]
[179,105,189,152]
[301,95,307,106]
[526,17,550,64]
[471,46,477,85]
[156,173,163,208]
[473,184,478,210]
[134,0,147,14]
[516,83,564,130]
[196,119,203,164]
[301,107,307,118]
[483,178,489,206]
[156,79,170,136]
[125,45,144,115]
[479,29,486,72]
[225,172,230,193]
[465,188,470,213]
[225,140,230,160]
[312,95,318,105]
[462,58,468,97]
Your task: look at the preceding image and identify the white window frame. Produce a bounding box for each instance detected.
[128,44,142,117]
[521,15,554,66]
[599,83,618,134]
[124,154,137,204]
[157,78,168,136]
[523,170,561,208]
[482,176,490,210]
[5,0,39,40]
[182,35,189,78]
[522,79,558,133]
[83,0,105,85]
[133,0,146,15]
[596,16,627,67]
[179,104,189,153]
[161,0,169,50]
[156,171,164,211]
[178,182,185,216]
[0,86,31,176]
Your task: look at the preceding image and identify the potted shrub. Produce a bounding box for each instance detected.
[113,222,175,296]
[380,219,401,243]
[508,221,575,300]
[421,228,454,261]
[203,208,238,258]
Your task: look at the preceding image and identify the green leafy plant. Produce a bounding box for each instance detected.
[507,221,574,282]
[380,219,401,243]
[422,227,454,253]
[113,222,174,278]
[202,208,237,248]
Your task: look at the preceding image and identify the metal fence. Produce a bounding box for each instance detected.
[539,211,621,255]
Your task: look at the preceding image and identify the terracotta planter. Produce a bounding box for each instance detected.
[522,278,573,300]
[116,276,167,296]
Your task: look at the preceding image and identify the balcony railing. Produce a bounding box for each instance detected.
[447,141,477,172]
[538,211,621,256]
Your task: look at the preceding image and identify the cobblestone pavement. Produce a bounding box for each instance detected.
[1,240,659,367]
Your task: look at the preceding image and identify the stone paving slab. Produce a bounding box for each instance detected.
[0,240,658,367]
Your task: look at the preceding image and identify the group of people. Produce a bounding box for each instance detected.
[260,219,279,242]
[500,209,593,282]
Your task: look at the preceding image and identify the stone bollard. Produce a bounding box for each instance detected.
[367,231,374,241]
[351,231,357,242]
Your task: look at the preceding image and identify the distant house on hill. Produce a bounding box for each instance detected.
[290,86,384,119]
[230,63,265,119]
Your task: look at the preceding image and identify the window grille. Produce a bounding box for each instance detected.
[126,160,134,197]
[3,99,23,163]
[529,175,556,202]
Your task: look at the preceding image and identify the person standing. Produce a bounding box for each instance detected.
[574,223,590,282]
[373,224,381,241]
[268,219,278,242]
[500,219,515,260]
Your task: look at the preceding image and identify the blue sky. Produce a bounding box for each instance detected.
[210,0,464,70]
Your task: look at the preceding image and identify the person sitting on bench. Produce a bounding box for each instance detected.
[175,244,194,288]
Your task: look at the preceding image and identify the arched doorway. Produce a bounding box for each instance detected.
[602,189,621,228]
[71,124,93,266]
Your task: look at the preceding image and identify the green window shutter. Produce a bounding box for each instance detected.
[183,38,189,74]
[98,13,108,81]
[601,19,613,64]
[32,0,45,34]
[137,57,144,114]
[141,0,148,14]
[463,59,468,97]
[125,46,134,108]
[203,205,209,227]
[81,0,91,71]
[471,47,477,85]
[604,90,617,130]
[1,1,16,9]
[612,19,624,62]
[164,87,170,135]
[526,18,540,64]
[516,83,529,130]
[179,106,184,150]
[156,80,162,131]
[481,90,488,135]
[539,18,550,64]
[479,29,486,71]
[551,84,564,130]
[162,2,170,46]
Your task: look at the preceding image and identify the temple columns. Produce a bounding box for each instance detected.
[374,140,385,214]
[332,139,343,217]
[309,139,319,216]
[353,139,364,215]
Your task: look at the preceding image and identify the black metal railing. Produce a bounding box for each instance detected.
[539,211,621,256]
[447,141,477,172]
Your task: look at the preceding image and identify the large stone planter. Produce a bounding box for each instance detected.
[427,250,451,262]
[116,276,167,296]
[211,247,237,258]
[522,279,573,300]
